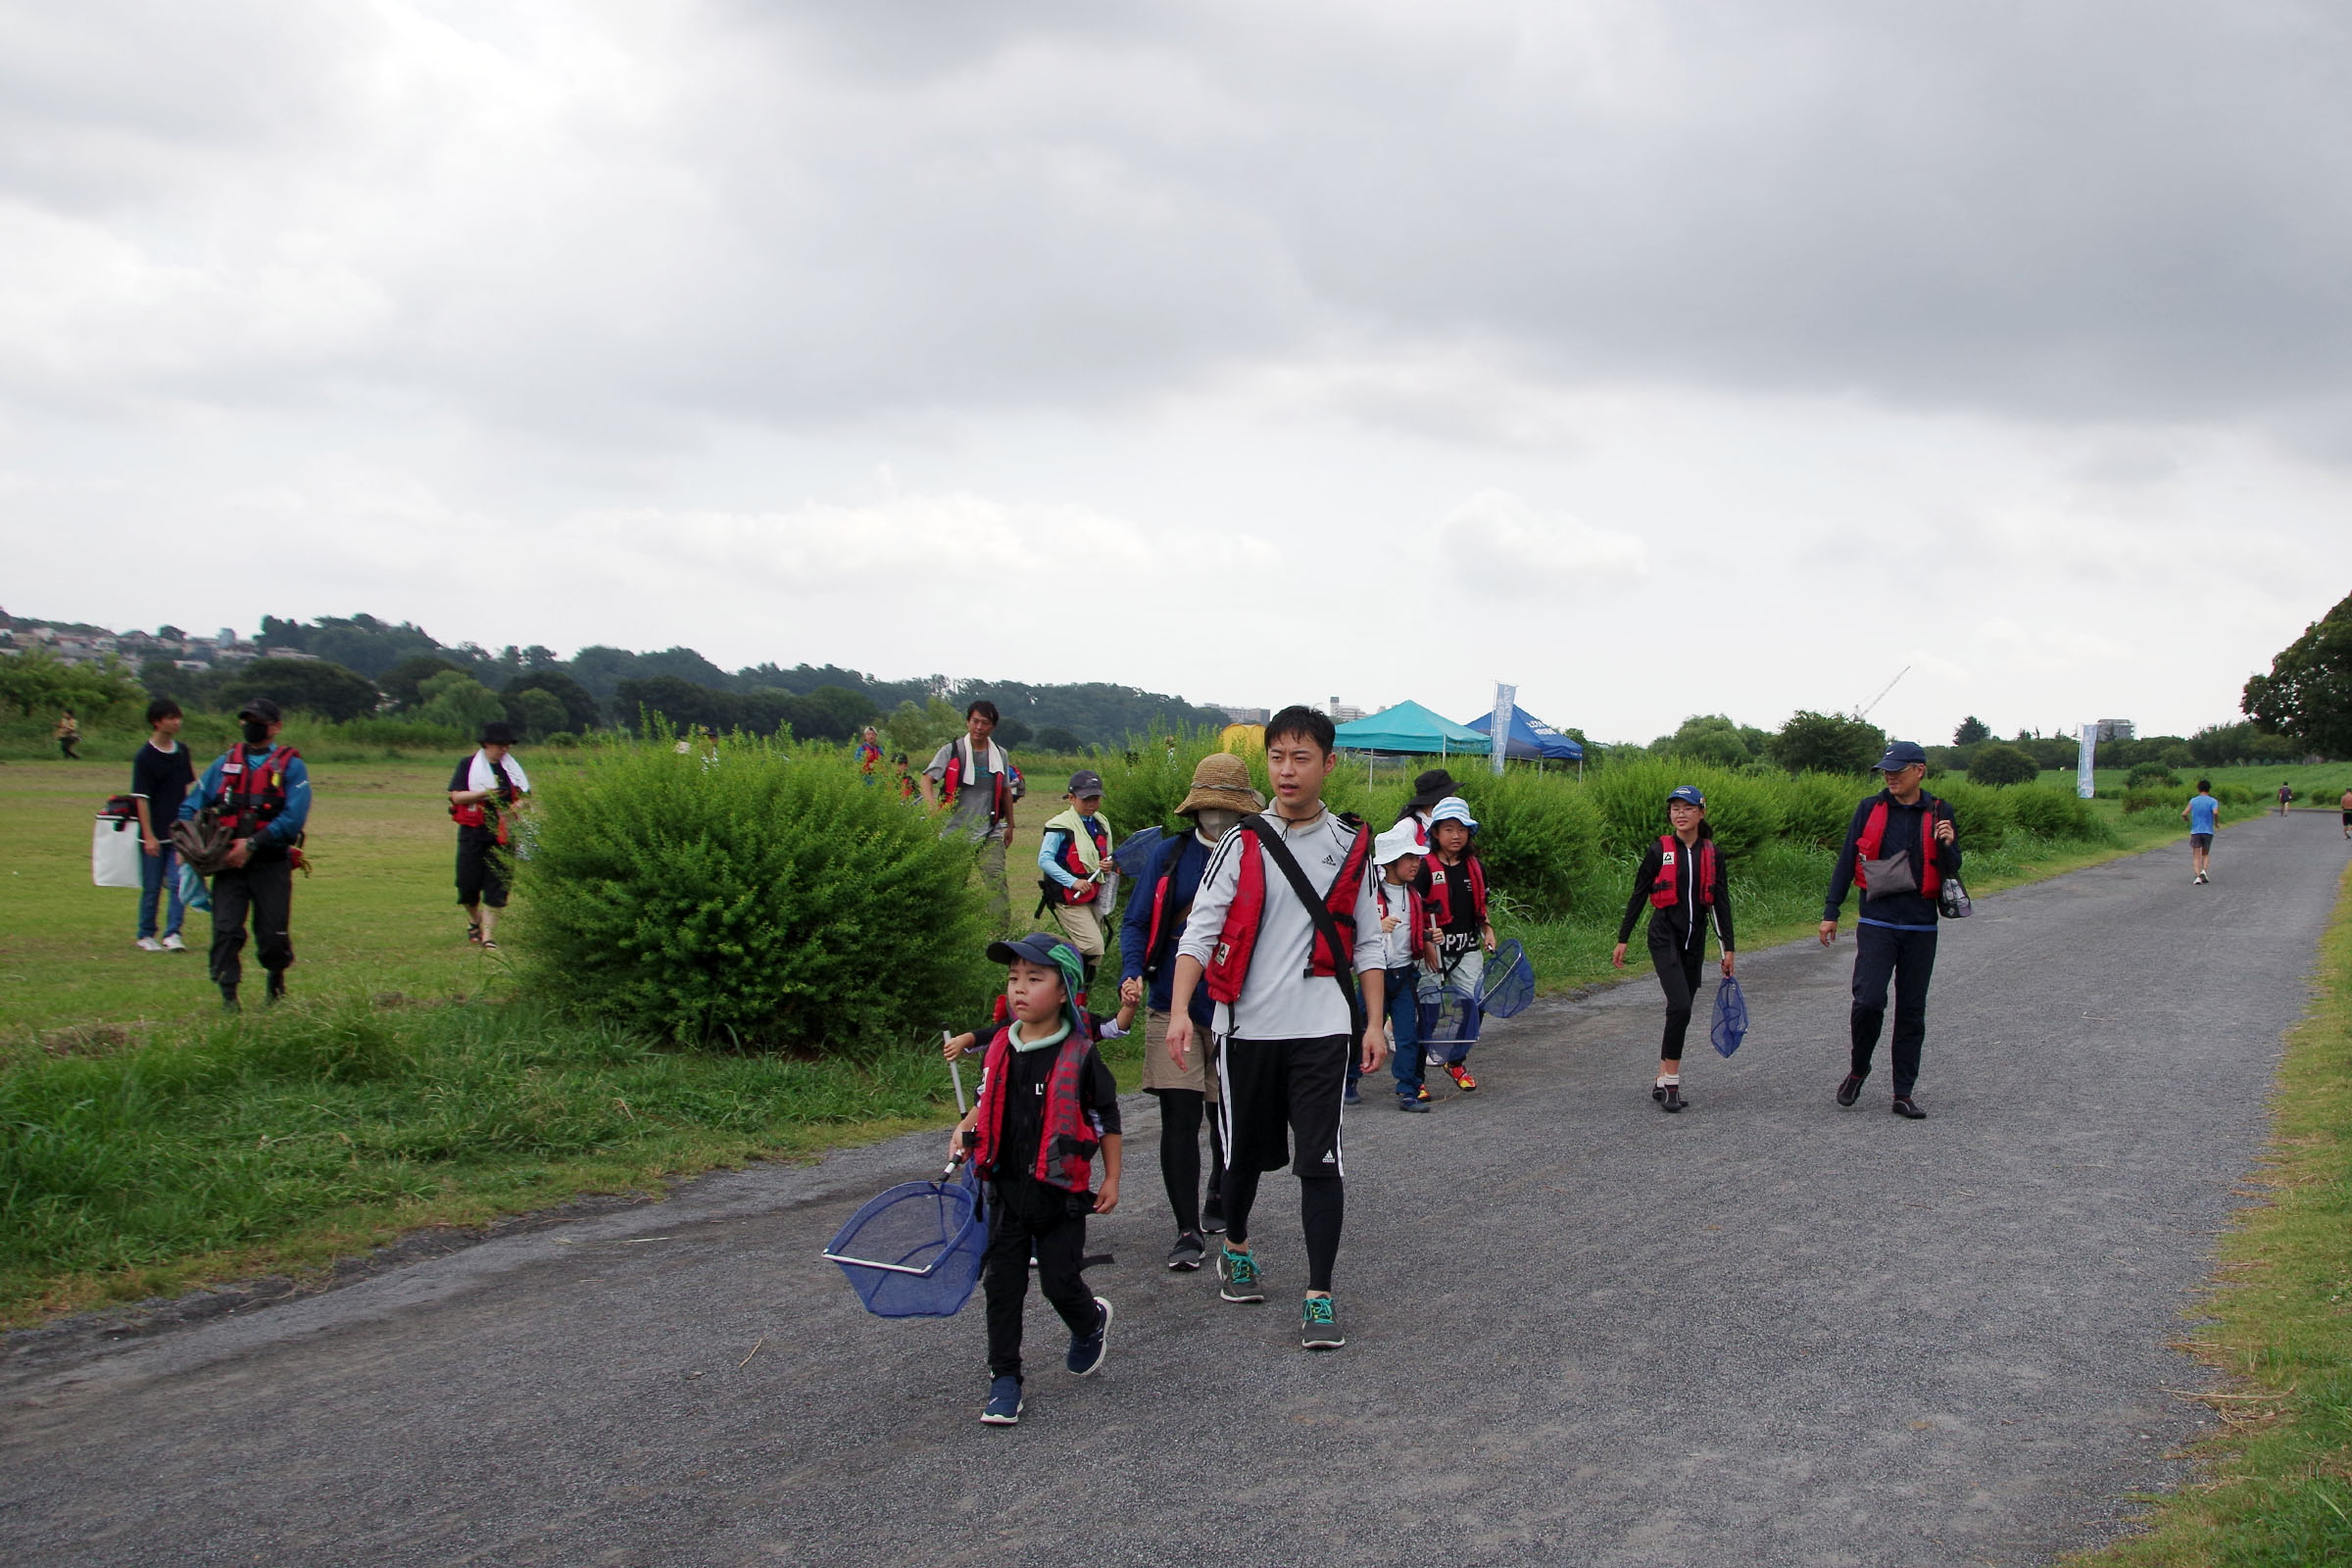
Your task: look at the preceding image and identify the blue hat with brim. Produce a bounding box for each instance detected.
[1667,785,1705,808]
[986,932,1089,1029]
[1875,741,1929,772]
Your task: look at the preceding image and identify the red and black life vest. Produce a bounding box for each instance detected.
[1140,833,1202,980]
[218,744,299,838]
[1648,835,1719,908]
[941,741,1012,823]
[1047,816,1111,906]
[1425,853,1488,932]
[1204,813,1373,1006]
[969,1023,1102,1193]
[1854,798,1943,897]
[449,757,521,845]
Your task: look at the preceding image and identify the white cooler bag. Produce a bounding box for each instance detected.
[92,799,143,888]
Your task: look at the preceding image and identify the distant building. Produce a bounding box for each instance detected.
[265,648,320,661]
[2094,718,2135,742]
[1216,706,1270,725]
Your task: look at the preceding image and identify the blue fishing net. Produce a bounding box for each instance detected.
[1417,955,1483,1050]
[824,1162,987,1318]
[1479,940,1535,1019]
[1711,974,1749,1058]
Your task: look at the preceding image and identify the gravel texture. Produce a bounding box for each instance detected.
[3,812,2343,1567]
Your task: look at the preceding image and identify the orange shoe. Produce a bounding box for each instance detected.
[1446,1062,1478,1092]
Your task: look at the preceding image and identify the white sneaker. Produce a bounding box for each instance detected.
[162,932,186,951]
[135,937,165,953]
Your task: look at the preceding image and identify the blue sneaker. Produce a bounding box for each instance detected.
[980,1375,1023,1425]
[1396,1095,1430,1113]
[1343,1083,1361,1105]
[1066,1296,1111,1376]
[1217,1246,1265,1303]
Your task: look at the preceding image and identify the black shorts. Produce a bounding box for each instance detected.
[2189,833,2213,850]
[1215,1034,1348,1178]
[456,835,511,907]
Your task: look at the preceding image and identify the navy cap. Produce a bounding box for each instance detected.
[235,697,282,723]
[1666,785,1705,808]
[1875,740,1929,771]
[1067,769,1103,797]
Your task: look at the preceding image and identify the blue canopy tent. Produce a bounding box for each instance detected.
[1465,706,1586,774]
[1332,701,1489,784]
[1332,701,1491,757]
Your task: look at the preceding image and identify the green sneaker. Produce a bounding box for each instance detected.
[1300,1295,1345,1349]
[1216,1246,1265,1304]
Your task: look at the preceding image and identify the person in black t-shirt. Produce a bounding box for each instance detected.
[129,698,198,952]
[947,931,1123,1426]
[447,721,531,949]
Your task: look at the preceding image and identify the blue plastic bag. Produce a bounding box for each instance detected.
[1710,974,1748,1057]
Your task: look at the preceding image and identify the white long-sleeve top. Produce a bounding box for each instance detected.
[1176,809,1387,1041]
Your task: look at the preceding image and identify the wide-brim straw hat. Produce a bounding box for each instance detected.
[1177,751,1265,816]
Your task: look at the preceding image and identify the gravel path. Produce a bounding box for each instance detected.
[4,811,2344,1567]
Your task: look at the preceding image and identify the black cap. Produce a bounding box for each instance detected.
[1067,769,1104,797]
[1406,767,1459,808]
[480,720,517,747]
[235,698,282,723]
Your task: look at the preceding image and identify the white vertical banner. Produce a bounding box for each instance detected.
[2077,723,2098,799]
[1490,682,1517,776]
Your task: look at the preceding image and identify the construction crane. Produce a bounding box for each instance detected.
[1855,664,1910,721]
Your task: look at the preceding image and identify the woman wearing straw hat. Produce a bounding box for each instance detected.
[1612,785,1737,1113]
[1119,751,1262,1271]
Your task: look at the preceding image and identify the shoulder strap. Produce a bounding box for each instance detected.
[1240,813,1365,1038]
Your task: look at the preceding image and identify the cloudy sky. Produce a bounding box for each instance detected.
[6,1,2351,743]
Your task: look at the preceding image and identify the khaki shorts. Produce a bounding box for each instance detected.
[1138,1007,1220,1101]
[1051,901,1105,958]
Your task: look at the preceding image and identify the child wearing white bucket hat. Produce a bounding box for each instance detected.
[1371,818,1442,1110]
[1421,796,1496,1092]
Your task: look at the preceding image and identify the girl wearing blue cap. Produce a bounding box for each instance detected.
[1613,786,1736,1112]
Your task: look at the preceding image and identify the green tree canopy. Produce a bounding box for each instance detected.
[1967,742,2040,786]
[0,649,143,718]
[416,670,507,736]
[504,668,600,733]
[1769,710,1886,775]
[1654,713,1767,768]
[506,687,566,739]
[2244,591,2352,759]
[1953,715,1991,746]
[216,659,382,723]
[381,655,467,710]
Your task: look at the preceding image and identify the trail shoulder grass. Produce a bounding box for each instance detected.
[2066,862,2352,1567]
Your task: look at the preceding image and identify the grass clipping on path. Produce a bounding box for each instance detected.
[2071,862,2352,1567]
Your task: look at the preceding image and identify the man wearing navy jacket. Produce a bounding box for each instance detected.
[1821,740,1960,1119]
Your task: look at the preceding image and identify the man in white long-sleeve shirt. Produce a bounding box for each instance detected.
[1166,706,1388,1351]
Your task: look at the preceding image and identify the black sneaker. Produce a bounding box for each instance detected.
[1891,1097,1927,1120]
[1661,1084,1685,1113]
[1202,1198,1226,1235]
[1065,1297,1111,1375]
[1396,1095,1430,1113]
[980,1375,1024,1425]
[1651,1081,1666,1103]
[1836,1073,1864,1108]
[220,986,240,1013]
[1166,1232,1206,1272]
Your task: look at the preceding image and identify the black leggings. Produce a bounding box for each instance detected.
[1152,1088,1225,1236]
[1648,924,1706,1064]
[1223,1167,1344,1293]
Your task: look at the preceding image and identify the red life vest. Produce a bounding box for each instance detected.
[1204,813,1372,1006]
[1854,799,1943,897]
[1648,835,1718,908]
[1047,816,1111,906]
[1140,833,1202,980]
[941,743,1012,823]
[1425,853,1488,931]
[218,744,299,839]
[449,757,520,845]
[969,1023,1102,1193]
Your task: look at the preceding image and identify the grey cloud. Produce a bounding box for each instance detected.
[7,1,2352,445]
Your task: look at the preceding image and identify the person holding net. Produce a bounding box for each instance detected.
[1612,785,1737,1113]
[1421,796,1496,1093]
[947,932,1122,1426]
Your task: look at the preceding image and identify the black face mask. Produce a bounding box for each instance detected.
[241,721,270,746]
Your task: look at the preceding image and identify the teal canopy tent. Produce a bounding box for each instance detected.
[1332,701,1492,757]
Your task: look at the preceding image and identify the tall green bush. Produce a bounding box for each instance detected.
[2005,785,2104,843]
[1934,779,2015,846]
[515,738,995,1050]
[1457,768,1604,917]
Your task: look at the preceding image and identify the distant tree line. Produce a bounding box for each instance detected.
[119,611,1233,747]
